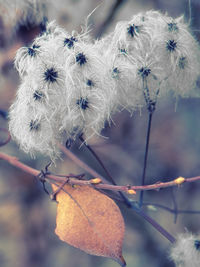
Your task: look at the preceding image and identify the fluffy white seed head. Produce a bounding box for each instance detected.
[15,43,42,78]
[104,10,200,112]
[106,53,142,112]
[9,100,61,158]
[11,49,68,158]
[62,42,115,139]
[9,10,200,158]
[170,233,200,267]
[15,21,71,78]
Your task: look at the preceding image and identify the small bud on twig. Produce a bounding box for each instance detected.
[127,189,136,195]
[174,177,185,185]
[90,178,102,184]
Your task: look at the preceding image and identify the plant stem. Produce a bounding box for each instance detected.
[79,136,115,184]
[59,144,129,204]
[79,135,132,207]
[136,208,176,243]
[1,150,199,191]
[139,111,153,206]
[170,188,178,223]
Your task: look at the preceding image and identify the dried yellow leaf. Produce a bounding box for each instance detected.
[52,184,126,266]
[174,177,185,185]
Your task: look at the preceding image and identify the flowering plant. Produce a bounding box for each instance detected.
[1,4,200,266]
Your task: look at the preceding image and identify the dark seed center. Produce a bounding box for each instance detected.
[44,67,58,83]
[76,53,87,66]
[138,67,151,78]
[127,24,140,37]
[33,90,45,101]
[29,120,40,131]
[27,45,40,57]
[194,240,200,250]
[76,97,89,110]
[64,36,77,48]
[166,40,177,52]
[87,79,94,87]
[168,23,178,32]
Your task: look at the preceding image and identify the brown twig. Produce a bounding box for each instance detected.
[58,143,129,201]
[0,151,200,193]
[0,150,177,243]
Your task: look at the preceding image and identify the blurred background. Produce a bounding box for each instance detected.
[0,0,200,266]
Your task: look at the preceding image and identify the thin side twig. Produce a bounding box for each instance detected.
[0,128,11,147]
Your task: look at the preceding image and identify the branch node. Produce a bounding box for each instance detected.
[51,178,70,201]
[36,162,52,195]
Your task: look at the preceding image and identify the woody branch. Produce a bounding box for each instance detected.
[0,151,199,193]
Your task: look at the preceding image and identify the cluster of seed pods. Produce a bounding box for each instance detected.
[9,11,200,158]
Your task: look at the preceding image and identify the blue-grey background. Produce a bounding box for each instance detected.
[0,0,200,266]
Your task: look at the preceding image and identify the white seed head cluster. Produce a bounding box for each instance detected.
[105,10,200,110]
[170,233,200,267]
[9,11,200,158]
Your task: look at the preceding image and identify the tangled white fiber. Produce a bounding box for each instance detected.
[9,10,200,158]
